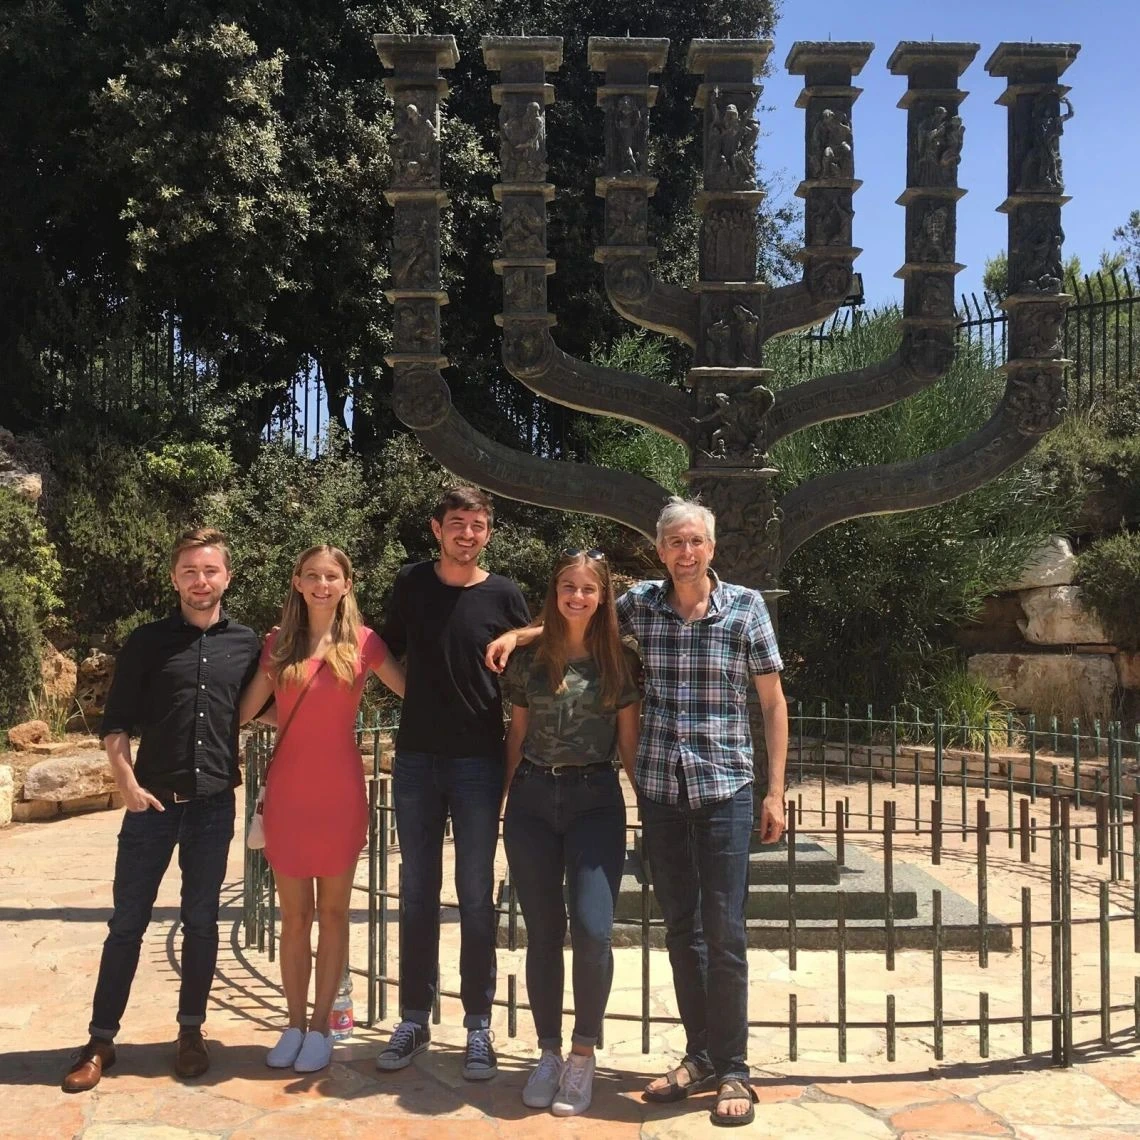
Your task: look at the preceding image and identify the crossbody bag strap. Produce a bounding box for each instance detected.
[265,658,327,771]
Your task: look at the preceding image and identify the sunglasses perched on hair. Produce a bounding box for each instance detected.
[561,547,606,561]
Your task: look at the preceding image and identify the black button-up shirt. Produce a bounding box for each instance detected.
[100,610,261,799]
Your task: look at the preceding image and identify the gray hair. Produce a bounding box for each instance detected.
[655,497,716,545]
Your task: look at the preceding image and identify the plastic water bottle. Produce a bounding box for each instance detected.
[328,967,354,1040]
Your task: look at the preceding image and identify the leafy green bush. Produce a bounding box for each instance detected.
[766,311,1075,706]
[0,488,62,622]
[903,661,1014,750]
[209,428,392,633]
[1034,390,1140,532]
[0,567,41,728]
[42,429,230,646]
[1077,530,1140,649]
[209,426,661,640]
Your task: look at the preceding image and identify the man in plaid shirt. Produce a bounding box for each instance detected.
[487,497,788,1125]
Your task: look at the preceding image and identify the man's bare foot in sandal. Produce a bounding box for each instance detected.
[643,1058,715,1103]
[710,1078,758,1127]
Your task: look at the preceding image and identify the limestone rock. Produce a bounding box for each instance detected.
[0,765,12,827]
[25,741,74,756]
[1018,586,1110,646]
[968,652,1118,716]
[956,594,1029,653]
[22,754,115,802]
[1117,652,1140,691]
[60,792,113,814]
[70,649,115,730]
[40,645,77,706]
[7,720,51,751]
[1009,535,1077,590]
[11,799,59,821]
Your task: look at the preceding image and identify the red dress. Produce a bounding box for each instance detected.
[259,626,387,877]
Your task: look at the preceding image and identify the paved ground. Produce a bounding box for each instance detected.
[2,786,1140,1139]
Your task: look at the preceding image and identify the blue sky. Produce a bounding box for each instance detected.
[759,0,1137,306]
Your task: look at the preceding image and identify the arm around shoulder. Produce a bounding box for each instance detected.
[239,630,276,726]
[485,622,543,673]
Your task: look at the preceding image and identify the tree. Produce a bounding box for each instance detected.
[1113,210,1140,265]
[0,0,788,457]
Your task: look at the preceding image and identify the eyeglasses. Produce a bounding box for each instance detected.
[561,547,606,562]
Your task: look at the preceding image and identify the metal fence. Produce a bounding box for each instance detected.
[242,701,1140,1068]
[25,268,1138,455]
[956,269,1139,410]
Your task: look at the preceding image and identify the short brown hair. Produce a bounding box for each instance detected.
[432,485,494,526]
[170,527,232,571]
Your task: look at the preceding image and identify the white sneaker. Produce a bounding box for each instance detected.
[522,1049,564,1108]
[293,1029,334,1073]
[551,1052,595,1117]
[265,1027,305,1068]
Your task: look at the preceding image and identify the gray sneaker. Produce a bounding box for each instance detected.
[522,1049,564,1107]
[462,1027,498,1080]
[551,1052,595,1117]
[375,1021,430,1071]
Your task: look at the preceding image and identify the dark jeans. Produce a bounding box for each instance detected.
[89,790,235,1040]
[393,751,502,1029]
[503,762,626,1050]
[639,782,752,1081]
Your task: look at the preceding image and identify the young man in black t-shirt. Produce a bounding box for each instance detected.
[376,487,529,1080]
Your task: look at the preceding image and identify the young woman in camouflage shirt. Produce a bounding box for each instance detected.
[501,548,641,1118]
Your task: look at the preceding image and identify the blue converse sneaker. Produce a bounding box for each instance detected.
[462,1027,498,1080]
[375,1020,430,1071]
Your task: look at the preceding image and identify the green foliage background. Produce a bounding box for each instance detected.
[1078,530,1140,650]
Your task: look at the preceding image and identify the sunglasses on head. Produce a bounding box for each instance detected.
[561,547,606,562]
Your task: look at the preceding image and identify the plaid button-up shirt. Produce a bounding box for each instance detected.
[616,571,783,808]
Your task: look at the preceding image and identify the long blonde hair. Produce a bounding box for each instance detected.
[533,550,632,708]
[270,545,363,687]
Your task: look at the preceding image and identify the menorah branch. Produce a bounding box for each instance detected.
[410,383,670,538]
[487,36,693,442]
[779,400,1044,560]
[777,42,1078,565]
[760,42,977,451]
[378,33,672,537]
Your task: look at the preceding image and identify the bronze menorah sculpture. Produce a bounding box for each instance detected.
[376,34,1078,597]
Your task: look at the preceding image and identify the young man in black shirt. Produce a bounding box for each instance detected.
[62,529,260,1092]
[376,487,529,1080]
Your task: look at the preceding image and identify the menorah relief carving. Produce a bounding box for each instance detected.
[376,33,1078,598]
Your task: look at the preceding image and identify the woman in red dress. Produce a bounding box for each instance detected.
[240,546,404,1073]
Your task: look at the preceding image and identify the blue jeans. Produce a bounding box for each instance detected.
[639,782,752,1081]
[503,762,626,1050]
[89,790,235,1040]
[393,752,502,1028]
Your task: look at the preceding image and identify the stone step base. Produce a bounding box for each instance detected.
[497,843,1008,953]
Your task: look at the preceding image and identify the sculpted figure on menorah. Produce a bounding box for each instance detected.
[376,33,1077,600]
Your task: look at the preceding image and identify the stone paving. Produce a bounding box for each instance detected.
[2,786,1140,1140]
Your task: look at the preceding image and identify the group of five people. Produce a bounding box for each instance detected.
[62,486,787,1127]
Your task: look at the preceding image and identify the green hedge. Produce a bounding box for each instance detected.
[0,567,41,727]
[1077,530,1140,649]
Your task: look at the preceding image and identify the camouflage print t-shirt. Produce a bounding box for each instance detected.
[502,643,641,768]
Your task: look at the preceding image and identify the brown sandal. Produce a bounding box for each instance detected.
[643,1057,716,1103]
[710,1078,758,1127]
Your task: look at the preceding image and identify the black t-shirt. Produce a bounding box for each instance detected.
[381,561,530,758]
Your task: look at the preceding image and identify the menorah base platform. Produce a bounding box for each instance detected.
[496,842,1012,952]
